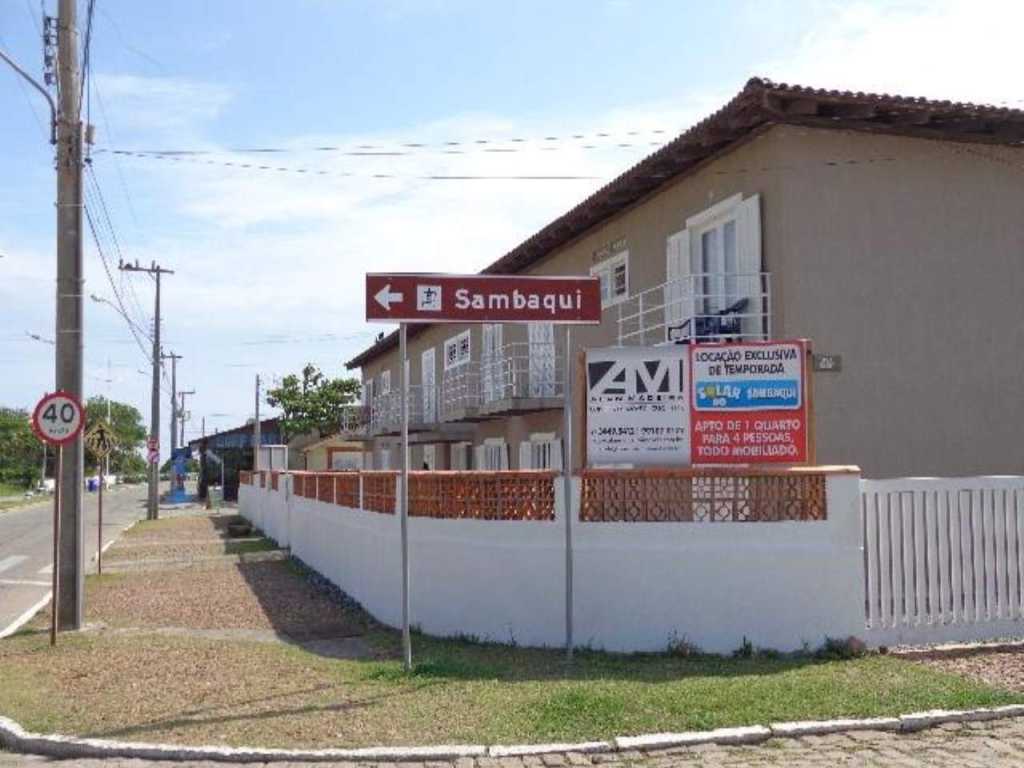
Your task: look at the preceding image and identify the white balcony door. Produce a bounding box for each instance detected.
[481,323,503,403]
[528,322,556,397]
[421,348,436,422]
[666,194,763,340]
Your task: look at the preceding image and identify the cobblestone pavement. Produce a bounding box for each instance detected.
[4,719,1024,767]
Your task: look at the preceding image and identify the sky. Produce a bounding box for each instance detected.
[1,0,1022,454]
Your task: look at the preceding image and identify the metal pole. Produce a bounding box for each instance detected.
[254,375,261,471]
[51,445,63,646]
[562,325,574,661]
[150,269,161,520]
[399,322,412,670]
[55,0,84,631]
[168,353,178,451]
[104,366,111,481]
[97,463,103,575]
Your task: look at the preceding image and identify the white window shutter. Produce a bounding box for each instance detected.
[549,439,563,471]
[519,441,532,470]
[474,445,485,470]
[735,194,763,338]
[665,228,691,341]
[501,443,510,470]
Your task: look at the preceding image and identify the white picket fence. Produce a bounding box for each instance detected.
[861,476,1024,646]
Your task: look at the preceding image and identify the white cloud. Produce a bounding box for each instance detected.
[756,0,1024,106]
[92,74,233,143]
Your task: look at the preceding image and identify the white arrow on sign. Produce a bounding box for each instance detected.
[374,284,404,311]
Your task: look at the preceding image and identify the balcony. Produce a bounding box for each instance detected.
[440,365,481,422]
[338,404,370,439]
[616,272,772,346]
[478,342,564,415]
[370,385,439,434]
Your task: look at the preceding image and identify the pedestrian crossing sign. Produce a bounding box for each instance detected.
[85,420,116,458]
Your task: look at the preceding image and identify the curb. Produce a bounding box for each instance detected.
[3,705,1024,763]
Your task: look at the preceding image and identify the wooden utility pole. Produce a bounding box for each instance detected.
[120,260,173,520]
[55,0,85,629]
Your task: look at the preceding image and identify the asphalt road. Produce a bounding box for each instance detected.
[0,483,148,638]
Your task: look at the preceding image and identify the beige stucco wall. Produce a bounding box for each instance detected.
[357,123,1024,478]
[764,125,1024,477]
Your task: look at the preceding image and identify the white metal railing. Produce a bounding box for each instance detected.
[369,385,439,433]
[861,477,1024,632]
[441,365,480,420]
[339,405,370,436]
[617,272,772,346]
[480,342,564,404]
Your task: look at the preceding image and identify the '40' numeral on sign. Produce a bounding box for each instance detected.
[42,402,77,424]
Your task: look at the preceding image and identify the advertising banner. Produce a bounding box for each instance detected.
[586,346,690,466]
[585,340,810,467]
[689,340,809,464]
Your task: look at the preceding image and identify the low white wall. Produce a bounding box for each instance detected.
[239,473,864,654]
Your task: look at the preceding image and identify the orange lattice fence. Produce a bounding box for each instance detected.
[270,471,280,491]
[259,471,267,488]
[362,471,397,514]
[580,468,828,522]
[409,471,556,520]
[334,473,360,507]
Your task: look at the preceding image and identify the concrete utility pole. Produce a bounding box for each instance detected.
[120,260,173,520]
[162,352,182,451]
[54,0,85,630]
[253,375,261,470]
[178,390,195,447]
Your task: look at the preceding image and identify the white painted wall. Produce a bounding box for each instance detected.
[239,472,864,654]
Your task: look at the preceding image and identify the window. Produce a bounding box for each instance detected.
[665,194,763,340]
[444,329,472,370]
[519,433,563,470]
[451,441,472,470]
[362,377,374,405]
[421,444,436,470]
[379,369,391,394]
[329,449,362,470]
[479,438,508,470]
[590,250,629,308]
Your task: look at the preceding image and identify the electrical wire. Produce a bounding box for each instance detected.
[97,151,604,181]
[95,129,671,158]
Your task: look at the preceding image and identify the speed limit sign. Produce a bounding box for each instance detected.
[32,391,85,446]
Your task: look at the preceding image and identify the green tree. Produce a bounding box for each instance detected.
[265,364,361,439]
[0,407,42,489]
[84,396,147,475]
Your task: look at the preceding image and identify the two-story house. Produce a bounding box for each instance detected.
[343,77,1024,478]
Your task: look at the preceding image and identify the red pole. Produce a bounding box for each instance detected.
[51,445,63,646]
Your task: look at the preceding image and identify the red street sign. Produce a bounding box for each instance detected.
[365,273,602,324]
[31,391,85,446]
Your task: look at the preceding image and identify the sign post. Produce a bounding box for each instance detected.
[31,391,85,646]
[366,273,601,666]
[85,420,115,575]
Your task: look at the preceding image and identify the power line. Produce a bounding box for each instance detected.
[94,128,672,158]
[83,198,151,361]
[96,150,605,181]
[79,0,95,119]
[84,163,151,335]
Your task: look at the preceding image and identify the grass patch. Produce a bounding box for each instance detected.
[2,626,1020,750]
[223,538,278,555]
